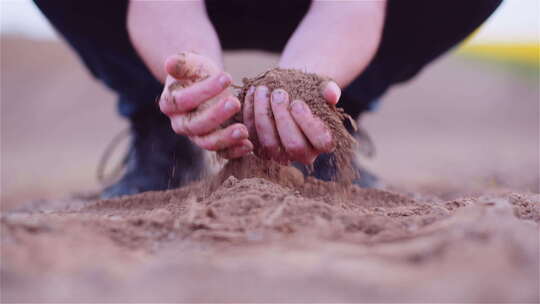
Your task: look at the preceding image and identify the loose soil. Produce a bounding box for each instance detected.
[2,159,539,302]
[237,68,357,182]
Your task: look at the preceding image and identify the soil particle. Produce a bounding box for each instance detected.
[509,193,540,222]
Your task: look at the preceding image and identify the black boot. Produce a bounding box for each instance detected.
[100,110,206,199]
[294,116,381,188]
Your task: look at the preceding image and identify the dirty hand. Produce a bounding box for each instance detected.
[243,82,341,164]
[159,52,253,159]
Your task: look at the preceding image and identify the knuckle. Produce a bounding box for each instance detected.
[175,117,195,136]
[170,118,184,134]
[172,91,191,112]
[183,119,195,135]
[160,92,179,114]
[159,94,169,113]
[171,90,183,103]
[184,122,199,136]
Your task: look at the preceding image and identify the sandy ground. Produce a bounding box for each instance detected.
[1,37,539,302]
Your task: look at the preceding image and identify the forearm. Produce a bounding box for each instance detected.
[279,1,386,87]
[127,0,222,82]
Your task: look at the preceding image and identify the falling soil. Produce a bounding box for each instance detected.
[235,68,358,183]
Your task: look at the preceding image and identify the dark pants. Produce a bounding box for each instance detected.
[35,0,502,121]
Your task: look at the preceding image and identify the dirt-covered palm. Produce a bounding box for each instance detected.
[159,52,253,159]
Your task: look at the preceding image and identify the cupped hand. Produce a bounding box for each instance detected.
[159,52,253,159]
[243,81,341,164]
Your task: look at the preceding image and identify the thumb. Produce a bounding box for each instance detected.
[164,51,220,81]
[321,81,341,106]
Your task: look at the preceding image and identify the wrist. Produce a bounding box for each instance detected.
[278,0,385,87]
[127,0,224,82]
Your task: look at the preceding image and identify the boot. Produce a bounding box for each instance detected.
[294,117,381,188]
[100,110,206,199]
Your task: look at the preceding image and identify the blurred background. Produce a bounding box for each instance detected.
[1,0,538,209]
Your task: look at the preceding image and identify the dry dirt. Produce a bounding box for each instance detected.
[238,68,357,182]
[2,170,539,302]
[1,37,539,302]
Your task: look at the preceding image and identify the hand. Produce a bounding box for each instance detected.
[159,52,253,159]
[243,81,341,164]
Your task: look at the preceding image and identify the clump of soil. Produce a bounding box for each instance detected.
[234,68,358,183]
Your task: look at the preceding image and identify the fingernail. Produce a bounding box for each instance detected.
[224,98,238,111]
[329,82,341,101]
[291,100,305,114]
[271,89,286,104]
[231,128,244,139]
[219,73,231,88]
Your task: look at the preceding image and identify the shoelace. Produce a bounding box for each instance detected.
[96,128,131,187]
[354,125,376,158]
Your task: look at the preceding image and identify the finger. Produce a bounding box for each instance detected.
[160,72,231,115]
[190,123,248,151]
[242,86,256,139]
[254,86,281,159]
[170,96,240,136]
[321,81,341,105]
[270,89,318,164]
[164,52,219,81]
[290,100,335,153]
[218,140,254,159]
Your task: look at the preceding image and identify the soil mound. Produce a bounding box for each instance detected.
[83,161,425,246]
[2,174,538,302]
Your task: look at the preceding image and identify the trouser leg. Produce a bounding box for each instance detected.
[33,0,162,118]
[341,0,503,119]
